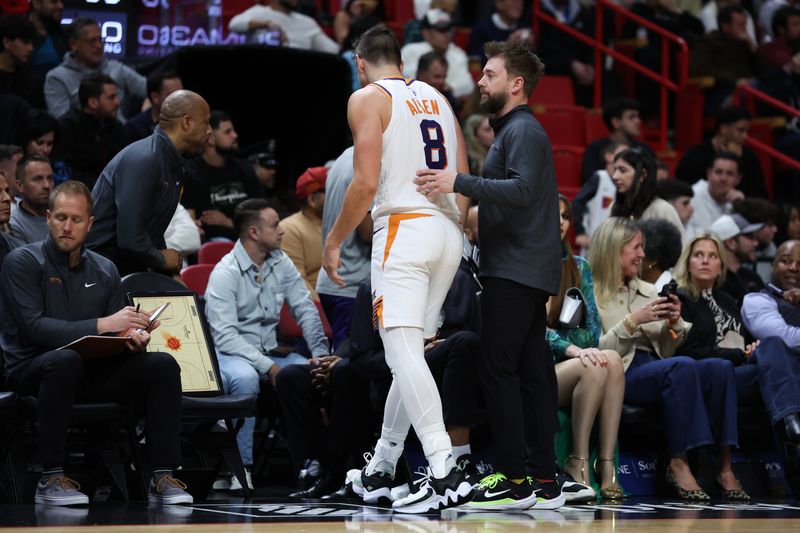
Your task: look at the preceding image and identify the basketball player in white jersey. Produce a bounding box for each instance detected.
[322,26,474,514]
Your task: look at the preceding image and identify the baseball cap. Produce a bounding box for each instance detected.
[422,9,454,31]
[710,214,764,241]
[244,139,276,169]
[296,167,327,199]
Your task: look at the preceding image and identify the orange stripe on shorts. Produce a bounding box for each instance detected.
[383,213,432,268]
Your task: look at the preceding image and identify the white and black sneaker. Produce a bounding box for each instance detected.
[361,468,395,503]
[556,471,596,503]
[392,466,474,514]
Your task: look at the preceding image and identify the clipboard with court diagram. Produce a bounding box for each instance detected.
[130,293,222,394]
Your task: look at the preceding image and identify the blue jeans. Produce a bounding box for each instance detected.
[749,337,800,425]
[624,352,738,456]
[217,352,308,465]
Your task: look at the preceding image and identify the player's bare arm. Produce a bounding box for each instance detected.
[322,86,389,286]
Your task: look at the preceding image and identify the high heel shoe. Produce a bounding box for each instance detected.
[593,457,624,500]
[716,477,750,501]
[565,455,590,485]
[665,467,710,501]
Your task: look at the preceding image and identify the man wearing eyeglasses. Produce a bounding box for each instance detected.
[400,9,474,99]
[44,18,145,121]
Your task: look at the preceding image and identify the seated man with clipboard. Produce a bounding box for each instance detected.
[0,181,191,507]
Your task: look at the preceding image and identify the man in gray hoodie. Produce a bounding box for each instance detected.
[44,18,145,121]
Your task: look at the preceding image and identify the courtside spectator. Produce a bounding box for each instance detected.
[27,0,67,90]
[0,171,22,261]
[686,153,743,237]
[690,6,758,114]
[44,18,146,120]
[9,155,53,243]
[733,197,780,259]
[229,0,339,53]
[124,70,183,144]
[742,239,800,447]
[591,216,731,502]
[758,7,800,73]
[640,217,683,291]
[182,110,264,242]
[205,198,329,493]
[23,109,70,184]
[468,0,530,63]
[56,73,125,188]
[316,147,371,350]
[581,99,652,183]
[672,233,753,501]
[280,167,327,300]
[401,9,475,99]
[548,195,624,502]
[0,16,40,106]
[609,148,685,240]
[416,51,461,117]
[462,113,493,176]
[573,141,629,250]
[677,107,766,199]
[710,213,766,305]
[656,179,695,230]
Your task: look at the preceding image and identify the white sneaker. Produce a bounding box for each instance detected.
[392,466,474,514]
[229,470,254,492]
[347,469,364,496]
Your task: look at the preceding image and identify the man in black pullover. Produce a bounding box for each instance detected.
[86,90,211,275]
[0,180,191,507]
[416,40,563,510]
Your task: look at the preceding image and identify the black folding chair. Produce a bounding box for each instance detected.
[120,272,258,500]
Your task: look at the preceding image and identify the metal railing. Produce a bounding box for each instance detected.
[733,84,800,172]
[532,0,690,150]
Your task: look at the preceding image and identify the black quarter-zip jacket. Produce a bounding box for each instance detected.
[0,237,125,374]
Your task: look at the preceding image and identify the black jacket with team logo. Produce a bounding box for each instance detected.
[85,125,185,274]
[0,237,124,374]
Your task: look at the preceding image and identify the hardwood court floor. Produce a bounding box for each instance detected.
[2,499,800,532]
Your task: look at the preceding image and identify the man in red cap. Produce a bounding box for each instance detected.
[280,166,327,299]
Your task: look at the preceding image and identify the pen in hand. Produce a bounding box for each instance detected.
[134,303,146,335]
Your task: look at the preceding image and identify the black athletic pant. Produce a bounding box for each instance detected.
[275,359,372,473]
[479,277,558,479]
[6,349,183,471]
[425,331,479,429]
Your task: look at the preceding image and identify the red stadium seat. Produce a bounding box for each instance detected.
[453,27,471,51]
[530,75,575,106]
[180,264,215,296]
[197,241,235,265]
[559,186,580,201]
[533,105,587,147]
[552,145,585,189]
[279,301,334,341]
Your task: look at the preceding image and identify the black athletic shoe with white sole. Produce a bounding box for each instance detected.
[556,471,596,503]
[361,469,395,503]
[466,473,537,510]
[531,477,566,509]
[392,466,474,514]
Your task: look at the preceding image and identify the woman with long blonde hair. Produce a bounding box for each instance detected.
[590,217,738,501]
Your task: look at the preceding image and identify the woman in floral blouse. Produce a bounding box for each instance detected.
[546,195,625,501]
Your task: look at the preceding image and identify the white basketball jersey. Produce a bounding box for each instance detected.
[369,77,460,222]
